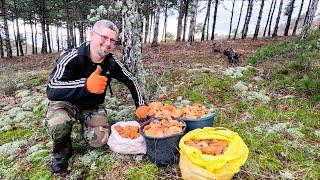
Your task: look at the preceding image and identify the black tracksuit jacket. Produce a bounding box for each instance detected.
[47,43,146,109]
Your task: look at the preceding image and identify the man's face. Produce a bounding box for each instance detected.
[90,27,118,58]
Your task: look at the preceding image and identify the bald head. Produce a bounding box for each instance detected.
[92,19,119,35]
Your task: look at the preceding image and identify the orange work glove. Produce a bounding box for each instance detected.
[86,65,108,94]
[135,105,149,119]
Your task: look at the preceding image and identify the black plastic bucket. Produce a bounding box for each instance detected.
[140,119,186,167]
[181,111,218,132]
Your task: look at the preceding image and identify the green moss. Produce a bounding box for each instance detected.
[235,102,249,111]
[0,127,32,144]
[248,41,295,64]
[126,163,158,180]
[32,75,46,86]
[239,68,258,82]
[187,90,203,103]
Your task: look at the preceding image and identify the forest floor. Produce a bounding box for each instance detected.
[0,33,319,179]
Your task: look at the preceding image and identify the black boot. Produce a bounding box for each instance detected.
[51,138,72,173]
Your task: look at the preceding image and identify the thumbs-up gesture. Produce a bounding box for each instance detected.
[86,65,108,94]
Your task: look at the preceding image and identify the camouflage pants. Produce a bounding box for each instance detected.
[45,101,110,155]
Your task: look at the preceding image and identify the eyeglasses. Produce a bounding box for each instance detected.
[94,31,119,45]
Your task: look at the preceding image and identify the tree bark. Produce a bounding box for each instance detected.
[228,0,235,39]
[148,8,154,44]
[263,0,274,37]
[66,0,74,49]
[234,0,244,39]
[73,23,77,47]
[176,0,184,41]
[56,26,60,51]
[34,15,38,54]
[40,0,47,53]
[206,2,210,40]
[144,15,150,43]
[12,16,19,56]
[272,0,284,37]
[268,0,277,36]
[162,2,168,42]
[29,15,35,54]
[13,0,24,56]
[122,0,149,99]
[201,0,212,41]
[301,0,319,39]
[0,33,4,58]
[284,0,296,36]
[79,21,84,44]
[1,0,12,58]
[187,0,198,44]
[292,0,305,36]
[151,0,160,47]
[24,21,27,54]
[253,0,265,39]
[241,0,254,39]
[211,0,218,40]
[46,19,52,53]
[182,0,190,41]
[303,0,312,26]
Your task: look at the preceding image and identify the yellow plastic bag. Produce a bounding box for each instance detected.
[179,127,249,180]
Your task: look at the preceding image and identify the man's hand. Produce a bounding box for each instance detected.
[86,65,108,94]
[135,105,149,119]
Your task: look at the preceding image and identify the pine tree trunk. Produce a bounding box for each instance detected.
[24,21,27,54]
[84,25,87,42]
[228,0,235,39]
[272,0,284,37]
[78,23,83,44]
[50,29,54,51]
[176,0,184,41]
[40,0,47,53]
[182,0,189,41]
[13,0,24,56]
[1,0,12,58]
[241,0,254,39]
[206,5,210,40]
[148,10,153,44]
[123,0,149,99]
[188,0,198,44]
[73,23,77,47]
[301,0,319,39]
[211,0,218,40]
[292,0,305,36]
[12,16,19,56]
[56,26,60,51]
[253,0,265,39]
[263,0,274,37]
[0,33,4,58]
[303,0,312,26]
[234,0,244,40]
[144,15,150,43]
[66,0,74,49]
[46,19,52,53]
[34,17,38,54]
[151,0,160,47]
[284,0,296,36]
[162,2,168,42]
[201,0,212,41]
[60,28,64,49]
[30,18,35,54]
[268,0,277,36]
